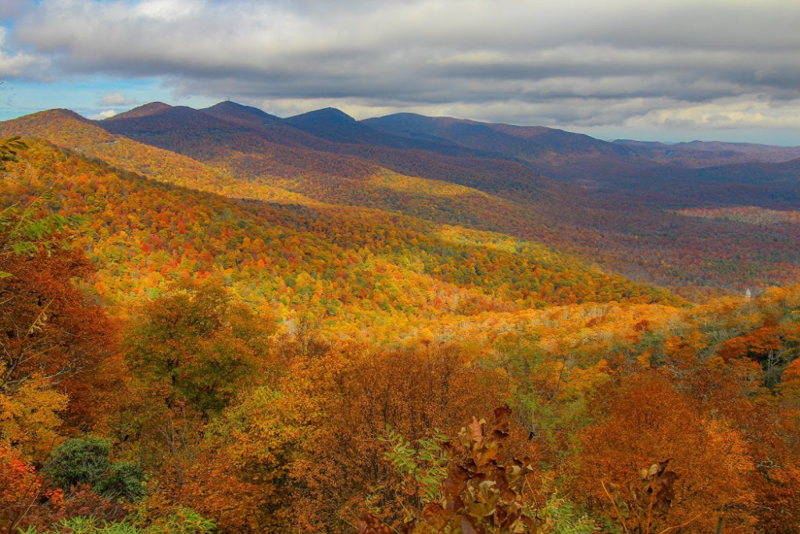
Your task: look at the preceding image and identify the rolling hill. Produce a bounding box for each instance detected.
[3,102,800,298]
[3,103,800,534]
[0,138,677,340]
[615,138,800,167]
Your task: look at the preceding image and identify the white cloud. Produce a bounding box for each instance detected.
[88,109,118,120]
[100,91,138,106]
[629,97,800,130]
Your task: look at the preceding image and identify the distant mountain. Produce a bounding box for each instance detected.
[677,140,800,161]
[284,108,475,154]
[0,106,315,206]
[1,109,116,150]
[5,101,800,297]
[365,115,800,198]
[287,107,356,127]
[283,107,407,147]
[199,103,476,157]
[201,101,281,127]
[614,139,800,168]
[94,102,554,198]
[109,101,173,120]
[674,157,800,208]
[94,101,388,182]
[364,113,664,185]
[365,113,633,159]
[103,103,243,135]
[201,102,359,151]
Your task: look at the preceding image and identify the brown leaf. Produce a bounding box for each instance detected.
[498,502,523,529]
[660,470,679,486]
[358,514,392,534]
[464,458,480,473]
[446,495,465,515]
[492,465,517,501]
[443,439,463,457]
[461,513,486,534]
[522,515,539,534]
[648,463,660,478]
[444,465,471,499]
[401,520,416,534]
[648,458,672,479]
[653,470,679,510]
[474,440,499,468]
[421,503,449,530]
[492,428,510,441]
[493,405,512,439]
[494,404,512,424]
[468,417,484,443]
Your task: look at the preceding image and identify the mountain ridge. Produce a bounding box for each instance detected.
[4,101,800,298]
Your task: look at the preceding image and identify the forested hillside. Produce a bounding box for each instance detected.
[5,104,800,297]
[1,100,800,534]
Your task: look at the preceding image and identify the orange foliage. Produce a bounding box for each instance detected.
[570,372,756,532]
[1,114,800,534]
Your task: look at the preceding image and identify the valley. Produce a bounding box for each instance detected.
[2,103,800,533]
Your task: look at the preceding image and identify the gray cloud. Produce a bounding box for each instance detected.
[0,0,27,20]
[7,0,800,133]
[0,26,50,78]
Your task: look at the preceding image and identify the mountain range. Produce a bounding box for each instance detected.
[4,100,800,533]
[2,101,799,309]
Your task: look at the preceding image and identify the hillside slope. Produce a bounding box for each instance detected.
[5,104,800,297]
[1,140,677,336]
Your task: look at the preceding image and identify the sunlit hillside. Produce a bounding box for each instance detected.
[1,104,799,533]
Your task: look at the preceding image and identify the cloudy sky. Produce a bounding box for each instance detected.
[1,0,799,144]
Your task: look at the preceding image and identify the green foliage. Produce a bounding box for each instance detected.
[0,136,26,167]
[18,516,141,534]
[382,428,449,507]
[134,507,216,534]
[43,436,112,492]
[0,141,76,278]
[42,437,146,501]
[18,507,215,534]
[539,494,599,534]
[494,333,600,453]
[0,192,75,272]
[98,462,147,502]
[124,280,269,415]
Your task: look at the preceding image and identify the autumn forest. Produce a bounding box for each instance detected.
[1,102,800,534]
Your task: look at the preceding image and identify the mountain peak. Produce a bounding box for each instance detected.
[286,107,356,125]
[205,100,259,113]
[202,101,280,125]
[0,108,94,131]
[35,108,90,123]
[106,102,173,121]
[0,108,115,145]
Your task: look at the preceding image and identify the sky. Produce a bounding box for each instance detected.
[1,0,800,145]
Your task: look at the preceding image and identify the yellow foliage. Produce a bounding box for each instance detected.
[0,366,68,461]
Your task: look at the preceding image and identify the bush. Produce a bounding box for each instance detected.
[43,437,112,492]
[17,507,215,534]
[99,462,147,501]
[43,437,146,502]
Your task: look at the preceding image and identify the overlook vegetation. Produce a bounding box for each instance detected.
[1,103,800,533]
